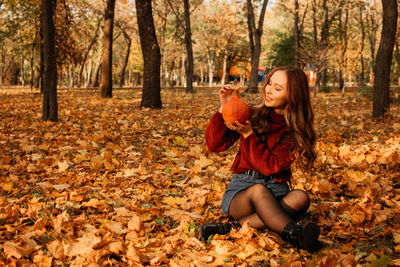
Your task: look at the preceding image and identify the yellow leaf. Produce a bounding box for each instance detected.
[53,184,70,191]
[43,133,53,140]
[173,136,186,146]
[27,164,37,172]
[350,153,365,166]
[184,237,206,251]
[317,179,334,192]
[339,145,351,158]
[108,241,124,254]
[126,241,142,263]
[128,214,142,231]
[163,196,187,207]
[57,161,69,172]
[102,220,127,234]
[2,182,13,192]
[258,236,279,250]
[236,244,258,260]
[3,241,34,259]
[32,251,53,267]
[187,176,204,185]
[194,155,213,169]
[212,240,231,256]
[47,240,65,260]
[341,243,354,252]
[82,198,103,208]
[366,154,376,164]
[344,170,368,183]
[365,253,377,262]
[394,232,400,244]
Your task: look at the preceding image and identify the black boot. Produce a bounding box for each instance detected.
[200,221,241,241]
[280,221,320,251]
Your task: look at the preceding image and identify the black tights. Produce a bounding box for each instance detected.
[228,184,310,234]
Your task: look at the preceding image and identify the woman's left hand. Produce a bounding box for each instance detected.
[226,120,253,138]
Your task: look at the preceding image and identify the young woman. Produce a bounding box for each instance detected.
[201,66,319,251]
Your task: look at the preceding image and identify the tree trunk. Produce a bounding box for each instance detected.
[339,0,349,97]
[294,0,301,68]
[180,49,185,86]
[200,67,204,85]
[128,69,132,86]
[119,29,131,88]
[0,49,3,86]
[58,65,63,87]
[101,0,115,98]
[320,0,329,90]
[136,0,162,108]
[339,69,344,94]
[311,0,319,96]
[367,10,379,83]
[39,10,45,93]
[207,54,213,87]
[359,3,366,86]
[183,0,194,93]
[160,5,167,87]
[79,20,100,88]
[396,40,400,86]
[85,57,93,88]
[31,21,39,89]
[221,53,228,85]
[373,0,397,118]
[93,55,102,87]
[30,55,35,90]
[41,0,58,122]
[246,0,268,93]
[69,64,74,88]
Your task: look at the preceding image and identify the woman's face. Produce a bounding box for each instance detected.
[264,70,289,114]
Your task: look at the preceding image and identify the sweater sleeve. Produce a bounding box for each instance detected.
[239,132,293,176]
[205,112,241,152]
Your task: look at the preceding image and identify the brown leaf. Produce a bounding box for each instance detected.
[126,241,142,264]
[3,241,34,259]
[128,213,142,231]
[47,240,65,260]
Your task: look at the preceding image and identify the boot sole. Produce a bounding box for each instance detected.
[200,223,228,241]
[199,225,212,241]
[299,221,320,251]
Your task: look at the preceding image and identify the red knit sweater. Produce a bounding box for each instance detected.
[205,110,293,183]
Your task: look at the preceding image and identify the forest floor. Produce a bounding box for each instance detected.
[0,87,399,266]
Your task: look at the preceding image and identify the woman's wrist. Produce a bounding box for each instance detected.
[218,106,223,113]
[242,131,253,139]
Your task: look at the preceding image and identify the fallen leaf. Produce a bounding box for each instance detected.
[3,241,34,259]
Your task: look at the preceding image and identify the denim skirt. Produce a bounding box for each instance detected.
[221,173,290,214]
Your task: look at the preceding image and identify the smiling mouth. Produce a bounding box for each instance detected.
[265,96,272,102]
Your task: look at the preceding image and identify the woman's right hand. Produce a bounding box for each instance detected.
[218,85,235,112]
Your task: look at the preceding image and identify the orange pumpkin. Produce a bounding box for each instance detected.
[222,93,250,124]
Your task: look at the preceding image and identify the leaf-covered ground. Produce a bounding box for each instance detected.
[0,88,399,266]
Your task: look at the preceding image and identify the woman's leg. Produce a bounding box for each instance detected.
[201,185,319,250]
[229,187,311,231]
[280,189,310,220]
[228,184,292,233]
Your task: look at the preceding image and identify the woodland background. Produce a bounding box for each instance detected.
[1,0,400,266]
[1,0,400,95]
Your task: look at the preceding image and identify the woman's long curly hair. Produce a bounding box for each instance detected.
[249,66,317,170]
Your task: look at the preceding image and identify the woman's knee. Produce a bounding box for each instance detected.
[285,189,310,211]
[248,183,272,196]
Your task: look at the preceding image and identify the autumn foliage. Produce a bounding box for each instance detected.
[0,88,399,266]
